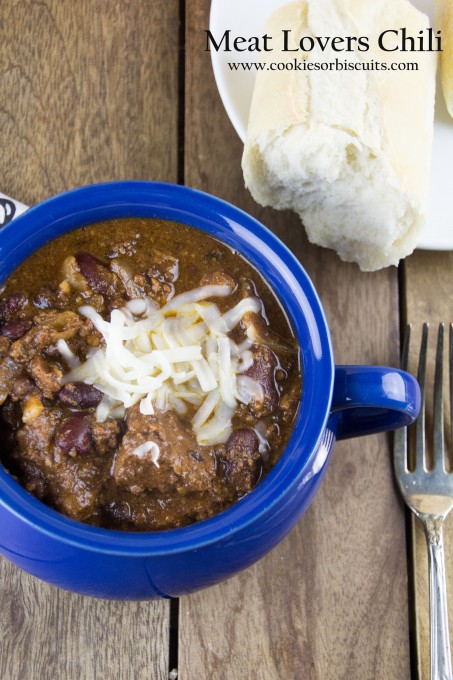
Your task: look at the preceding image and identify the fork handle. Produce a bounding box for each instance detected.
[425,518,453,680]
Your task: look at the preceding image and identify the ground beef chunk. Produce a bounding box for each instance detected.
[20,461,49,500]
[107,235,140,259]
[113,406,218,496]
[102,490,229,531]
[10,374,35,402]
[147,278,174,307]
[29,355,62,398]
[0,399,21,430]
[50,457,106,521]
[223,428,261,495]
[110,259,145,299]
[0,336,11,360]
[0,358,24,405]
[199,270,235,289]
[15,409,62,468]
[109,249,178,307]
[244,345,279,417]
[147,249,179,283]
[61,256,91,293]
[279,378,302,423]
[143,249,178,305]
[92,418,123,455]
[9,311,84,363]
[242,311,297,356]
[15,408,106,521]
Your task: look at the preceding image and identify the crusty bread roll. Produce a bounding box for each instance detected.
[437,0,453,116]
[242,0,437,271]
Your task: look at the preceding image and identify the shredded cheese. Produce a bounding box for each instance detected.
[132,441,160,467]
[56,339,80,369]
[61,285,262,445]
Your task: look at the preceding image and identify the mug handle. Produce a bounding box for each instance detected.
[331,365,420,440]
[0,192,29,227]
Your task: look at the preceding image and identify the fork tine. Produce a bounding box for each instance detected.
[450,323,453,462]
[433,323,445,470]
[394,325,411,476]
[416,323,429,471]
[401,324,411,372]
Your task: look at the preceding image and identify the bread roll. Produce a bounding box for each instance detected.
[437,0,453,116]
[242,0,437,271]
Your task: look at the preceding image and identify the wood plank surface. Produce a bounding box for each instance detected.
[0,1,180,678]
[180,2,411,678]
[403,251,453,680]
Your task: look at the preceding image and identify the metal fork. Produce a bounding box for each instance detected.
[394,323,453,680]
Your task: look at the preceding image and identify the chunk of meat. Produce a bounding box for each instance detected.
[108,235,140,259]
[0,398,22,429]
[110,259,144,299]
[0,358,24,405]
[29,355,62,398]
[148,249,179,283]
[223,428,262,495]
[61,256,90,293]
[50,457,105,521]
[113,406,217,495]
[109,249,178,306]
[145,249,179,306]
[0,336,11,360]
[199,270,235,289]
[92,418,123,455]
[21,461,49,500]
[147,278,174,307]
[9,311,84,363]
[15,407,105,521]
[279,377,301,423]
[22,395,45,424]
[101,490,227,532]
[16,408,62,467]
[244,345,279,417]
[242,311,297,356]
[10,374,35,401]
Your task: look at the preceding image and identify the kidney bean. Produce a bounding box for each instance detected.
[244,345,279,417]
[103,501,133,526]
[223,428,261,493]
[75,251,116,296]
[0,319,33,342]
[55,413,93,455]
[33,287,58,310]
[58,382,103,409]
[0,293,27,321]
[226,428,260,455]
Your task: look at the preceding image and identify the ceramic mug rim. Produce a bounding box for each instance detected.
[0,181,334,555]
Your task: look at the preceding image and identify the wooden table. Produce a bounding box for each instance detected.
[0,2,451,678]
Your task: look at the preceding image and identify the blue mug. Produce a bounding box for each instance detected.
[0,182,419,599]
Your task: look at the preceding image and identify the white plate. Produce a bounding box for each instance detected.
[210,0,453,251]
